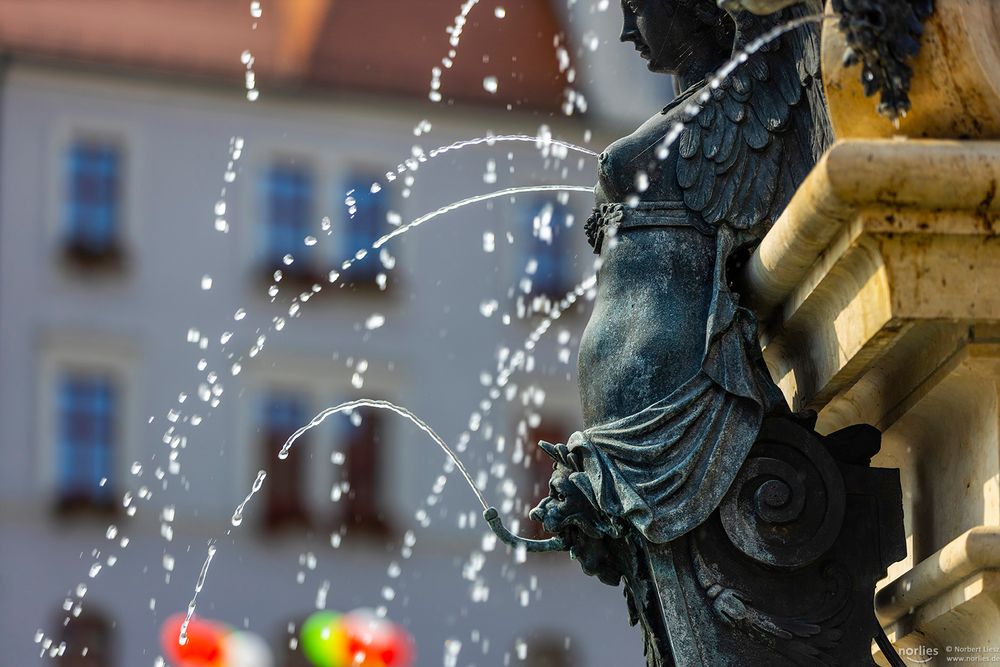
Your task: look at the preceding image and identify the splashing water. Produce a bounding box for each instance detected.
[277,399,488,510]
[48,11,839,661]
[426,134,597,160]
[372,185,593,250]
[231,470,267,527]
[429,0,481,102]
[178,541,217,645]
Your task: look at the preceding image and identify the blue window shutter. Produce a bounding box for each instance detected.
[264,164,314,271]
[64,142,121,255]
[343,173,386,283]
[57,373,115,507]
[527,199,573,297]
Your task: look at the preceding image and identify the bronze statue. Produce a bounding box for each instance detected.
[486,1,907,665]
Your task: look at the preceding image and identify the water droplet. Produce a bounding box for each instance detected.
[444,638,462,667]
[635,170,649,193]
[482,76,499,94]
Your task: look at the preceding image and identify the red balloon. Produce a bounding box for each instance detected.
[341,610,413,667]
[160,613,226,667]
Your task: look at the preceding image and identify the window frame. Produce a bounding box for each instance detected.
[336,167,395,291]
[38,332,139,516]
[257,388,314,531]
[240,142,406,298]
[331,406,392,537]
[235,356,403,536]
[61,140,124,261]
[258,158,322,283]
[48,120,140,274]
[55,371,118,513]
[518,195,579,300]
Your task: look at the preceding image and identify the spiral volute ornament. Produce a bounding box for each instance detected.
[720,417,846,569]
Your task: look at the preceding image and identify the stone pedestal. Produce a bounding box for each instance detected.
[743,4,1000,657]
[742,122,1000,664]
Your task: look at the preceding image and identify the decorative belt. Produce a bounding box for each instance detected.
[584,201,715,254]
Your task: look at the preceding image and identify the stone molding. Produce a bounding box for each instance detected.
[876,526,1000,625]
[740,139,1000,413]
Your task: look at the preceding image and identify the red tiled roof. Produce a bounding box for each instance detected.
[306,0,567,109]
[0,0,571,111]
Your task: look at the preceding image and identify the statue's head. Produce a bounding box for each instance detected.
[620,0,735,74]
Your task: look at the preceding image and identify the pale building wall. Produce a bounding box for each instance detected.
[0,63,646,666]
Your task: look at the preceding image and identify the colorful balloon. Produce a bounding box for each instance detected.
[341,610,413,667]
[160,613,226,667]
[300,611,350,667]
[222,630,273,667]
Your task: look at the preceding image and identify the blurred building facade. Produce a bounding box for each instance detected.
[0,1,673,665]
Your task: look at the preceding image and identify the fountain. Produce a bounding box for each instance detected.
[30,0,1000,664]
[477,1,914,665]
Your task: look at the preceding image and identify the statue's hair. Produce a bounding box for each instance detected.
[670,0,737,55]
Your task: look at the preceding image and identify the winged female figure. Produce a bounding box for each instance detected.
[487,0,908,667]
[487,0,908,664]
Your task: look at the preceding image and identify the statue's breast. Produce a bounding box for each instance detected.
[597,104,688,205]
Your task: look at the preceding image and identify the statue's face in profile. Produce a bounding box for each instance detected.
[619,0,725,74]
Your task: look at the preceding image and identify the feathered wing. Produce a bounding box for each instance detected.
[675,6,829,240]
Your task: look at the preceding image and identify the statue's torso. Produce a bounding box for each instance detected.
[578,99,717,427]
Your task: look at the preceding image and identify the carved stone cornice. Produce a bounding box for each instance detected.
[739,139,1000,413]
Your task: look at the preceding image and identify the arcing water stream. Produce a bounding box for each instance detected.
[39,4,836,663]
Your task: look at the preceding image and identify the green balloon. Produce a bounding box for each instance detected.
[300,611,347,667]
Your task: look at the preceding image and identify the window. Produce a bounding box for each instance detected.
[62,140,123,263]
[58,608,115,666]
[56,373,117,513]
[263,163,316,279]
[526,200,575,298]
[336,410,389,535]
[342,172,387,286]
[261,392,310,529]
